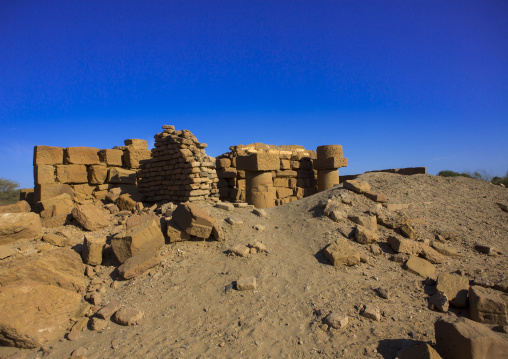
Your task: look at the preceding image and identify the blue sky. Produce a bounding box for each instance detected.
[1,1,507,188]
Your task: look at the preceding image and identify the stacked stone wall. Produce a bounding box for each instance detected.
[33,140,151,203]
[215,143,319,206]
[137,126,219,203]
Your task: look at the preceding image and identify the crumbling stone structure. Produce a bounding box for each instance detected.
[314,145,348,192]
[33,140,151,203]
[215,144,322,208]
[137,126,219,203]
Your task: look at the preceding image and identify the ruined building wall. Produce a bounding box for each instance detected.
[137,126,219,203]
[215,143,319,206]
[33,140,151,203]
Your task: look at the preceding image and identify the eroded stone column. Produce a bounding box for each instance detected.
[237,152,279,208]
[314,145,348,192]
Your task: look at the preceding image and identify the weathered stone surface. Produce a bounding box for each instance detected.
[64,147,100,165]
[98,149,123,167]
[0,280,83,348]
[323,313,348,330]
[435,316,508,359]
[0,212,42,245]
[399,223,417,239]
[42,234,71,247]
[96,300,122,320]
[113,307,143,326]
[430,291,449,312]
[89,317,108,331]
[124,139,148,150]
[107,167,137,184]
[118,251,161,279]
[437,273,469,308]
[124,149,151,169]
[469,285,508,325]
[0,248,86,292]
[348,214,377,231]
[212,222,225,241]
[34,165,56,184]
[172,202,215,239]
[82,235,106,266]
[377,210,408,229]
[0,245,16,260]
[39,193,74,219]
[87,165,108,185]
[398,343,443,359]
[431,241,463,257]
[216,157,231,169]
[343,180,371,194]
[364,192,388,203]
[323,240,361,266]
[361,306,381,321]
[236,153,280,171]
[56,164,88,184]
[72,204,110,231]
[228,244,250,257]
[34,183,73,202]
[0,201,31,214]
[354,226,379,244]
[387,235,422,255]
[33,145,63,166]
[215,202,235,211]
[405,256,436,279]
[111,219,165,263]
[420,244,447,264]
[166,219,191,243]
[236,276,256,291]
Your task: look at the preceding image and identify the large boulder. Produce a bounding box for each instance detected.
[0,280,83,348]
[71,204,110,231]
[172,202,215,239]
[435,316,508,359]
[436,273,469,308]
[0,201,31,214]
[0,212,42,245]
[111,219,164,263]
[469,285,508,325]
[0,248,86,293]
[38,193,74,219]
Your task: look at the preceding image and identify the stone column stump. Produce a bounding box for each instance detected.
[313,145,348,192]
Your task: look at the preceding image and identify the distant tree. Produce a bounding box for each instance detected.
[437,170,471,178]
[0,178,19,192]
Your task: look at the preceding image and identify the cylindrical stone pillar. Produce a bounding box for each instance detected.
[317,169,340,192]
[245,171,275,208]
[316,145,343,160]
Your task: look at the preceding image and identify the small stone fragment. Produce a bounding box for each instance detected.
[89,317,108,331]
[236,277,256,291]
[361,306,380,321]
[215,202,235,211]
[343,180,371,194]
[252,208,267,218]
[429,291,449,312]
[375,287,389,299]
[251,242,267,252]
[405,256,436,279]
[253,224,266,231]
[228,244,250,257]
[355,226,378,244]
[96,300,123,320]
[42,234,70,247]
[113,307,143,326]
[323,312,349,329]
[323,240,361,266]
[118,252,162,280]
[226,217,243,226]
[398,343,443,359]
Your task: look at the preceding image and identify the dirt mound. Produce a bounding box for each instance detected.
[0,172,507,358]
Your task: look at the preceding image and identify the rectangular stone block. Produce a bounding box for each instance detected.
[88,165,108,185]
[34,184,73,203]
[33,146,63,166]
[56,165,88,184]
[72,184,95,195]
[34,165,55,184]
[236,153,280,171]
[218,167,237,179]
[280,159,291,170]
[276,187,293,199]
[313,157,348,170]
[64,147,100,165]
[98,149,124,166]
[124,139,148,150]
[107,168,137,184]
[124,149,151,169]
[216,158,231,169]
[273,178,289,187]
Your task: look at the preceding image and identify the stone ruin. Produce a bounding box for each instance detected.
[29,125,349,210]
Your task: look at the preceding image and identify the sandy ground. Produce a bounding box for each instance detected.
[1,172,507,359]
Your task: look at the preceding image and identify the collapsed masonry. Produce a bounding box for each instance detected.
[31,125,348,210]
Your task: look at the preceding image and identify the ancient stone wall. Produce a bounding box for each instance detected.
[215,143,319,207]
[137,126,219,203]
[33,140,151,203]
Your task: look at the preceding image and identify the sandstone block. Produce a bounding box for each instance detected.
[64,147,100,165]
[116,193,138,211]
[236,153,280,171]
[98,149,123,166]
[124,139,148,150]
[228,244,250,257]
[348,214,377,231]
[0,245,16,260]
[377,210,408,229]
[437,273,469,308]
[88,165,108,185]
[354,226,379,244]
[42,234,71,247]
[343,180,371,194]
[72,183,95,196]
[0,212,42,245]
[33,146,63,166]
[435,316,508,359]
[34,165,55,184]
[172,202,215,239]
[118,251,161,279]
[39,193,74,219]
[469,285,508,325]
[217,157,231,169]
[212,222,225,241]
[400,222,417,239]
[107,167,137,184]
[0,200,31,214]
[431,241,463,257]
[361,306,381,321]
[398,343,443,359]
[387,235,422,255]
[0,248,86,292]
[0,280,83,348]
[56,164,88,184]
[364,192,388,203]
[34,183,73,202]
[216,202,235,211]
[96,299,122,320]
[166,219,191,243]
[124,149,151,169]
[113,307,144,326]
[405,256,436,279]
[111,219,164,263]
[72,204,110,231]
[313,157,348,170]
[323,240,360,266]
[237,276,256,291]
[82,235,106,266]
[420,244,447,264]
[430,291,449,312]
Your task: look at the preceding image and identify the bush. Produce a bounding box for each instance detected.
[438,170,507,187]
[437,170,471,178]
[0,178,21,206]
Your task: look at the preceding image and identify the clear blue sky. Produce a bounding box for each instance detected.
[1,1,507,189]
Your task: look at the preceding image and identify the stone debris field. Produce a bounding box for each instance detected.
[0,125,507,359]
